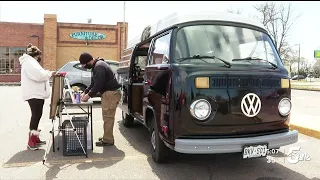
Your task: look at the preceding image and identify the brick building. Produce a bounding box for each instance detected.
[0,14,128,83]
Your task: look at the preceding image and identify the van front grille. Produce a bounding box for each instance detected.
[210,76,281,88]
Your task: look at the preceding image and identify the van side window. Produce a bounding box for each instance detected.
[150,33,171,65]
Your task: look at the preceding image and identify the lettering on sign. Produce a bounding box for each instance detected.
[70,31,106,40]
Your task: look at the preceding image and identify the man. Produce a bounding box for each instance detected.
[79,52,121,146]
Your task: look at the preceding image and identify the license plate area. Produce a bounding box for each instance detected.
[242,143,268,159]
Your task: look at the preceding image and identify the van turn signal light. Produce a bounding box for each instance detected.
[281,78,290,88]
[195,77,210,88]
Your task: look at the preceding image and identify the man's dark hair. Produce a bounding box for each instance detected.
[79,52,93,64]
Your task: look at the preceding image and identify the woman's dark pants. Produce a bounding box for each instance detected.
[27,98,44,131]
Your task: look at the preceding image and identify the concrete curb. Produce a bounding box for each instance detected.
[291,88,320,92]
[0,83,21,86]
[0,82,52,86]
[290,124,320,140]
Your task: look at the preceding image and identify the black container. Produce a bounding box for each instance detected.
[62,117,88,156]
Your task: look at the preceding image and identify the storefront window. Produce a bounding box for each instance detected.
[0,47,26,74]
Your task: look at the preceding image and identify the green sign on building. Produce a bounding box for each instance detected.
[314,50,320,58]
[70,31,106,40]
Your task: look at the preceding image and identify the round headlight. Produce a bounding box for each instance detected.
[190,99,211,120]
[278,98,292,116]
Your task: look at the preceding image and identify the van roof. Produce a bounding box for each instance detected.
[127,11,266,49]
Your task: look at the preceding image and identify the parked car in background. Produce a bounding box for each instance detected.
[291,75,305,80]
[56,59,119,96]
[306,74,315,82]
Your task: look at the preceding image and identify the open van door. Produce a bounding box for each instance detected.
[118,47,136,114]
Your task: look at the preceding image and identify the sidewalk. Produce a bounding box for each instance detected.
[0,82,53,86]
[291,80,320,91]
[290,111,320,140]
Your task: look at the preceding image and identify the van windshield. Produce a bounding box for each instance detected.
[174,24,283,68]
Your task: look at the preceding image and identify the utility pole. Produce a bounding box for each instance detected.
[298,44,300,80]
[122,1,126,56]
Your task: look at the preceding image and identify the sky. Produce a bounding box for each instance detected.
[0,1,319,65]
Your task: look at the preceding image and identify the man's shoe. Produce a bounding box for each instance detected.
[98,137,114,143]
[96,141,114,146]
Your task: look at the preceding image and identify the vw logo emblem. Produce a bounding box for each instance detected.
[241,93,261,117]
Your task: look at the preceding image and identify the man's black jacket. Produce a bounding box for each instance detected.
[84,59,121,97]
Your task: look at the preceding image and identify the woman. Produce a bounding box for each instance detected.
[19,43,55,150]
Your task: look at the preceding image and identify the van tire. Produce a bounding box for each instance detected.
[150,117,169,163]
[122,111,134,127]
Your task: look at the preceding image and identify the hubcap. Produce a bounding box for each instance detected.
[151,130,156,150]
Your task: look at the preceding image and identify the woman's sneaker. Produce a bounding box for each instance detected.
[34,128,46,145]
[27,130,39,151]
[35,136,46,145]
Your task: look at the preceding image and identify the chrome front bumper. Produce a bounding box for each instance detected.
[174,130,299,154]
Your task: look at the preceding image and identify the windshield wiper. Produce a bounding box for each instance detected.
[232,57,278,69]
[177,55,210,64]
[177,54,232,67]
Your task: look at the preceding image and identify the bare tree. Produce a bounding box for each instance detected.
[299,57,308,71]
[285,48,299,74]
[226,8,243,14]
[253,2,301,60]
[312,60,320,77]
[226,7,259,19]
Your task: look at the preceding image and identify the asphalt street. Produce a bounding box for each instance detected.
[0,87,319,180]
[291,89,319,116]
[290,89,320,130]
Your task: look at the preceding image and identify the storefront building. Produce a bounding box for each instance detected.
[0,14,128,83]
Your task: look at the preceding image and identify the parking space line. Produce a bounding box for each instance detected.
[2,154,152,168]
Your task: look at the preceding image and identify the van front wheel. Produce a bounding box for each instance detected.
[122,111,134,127]
[150,118,169,163]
